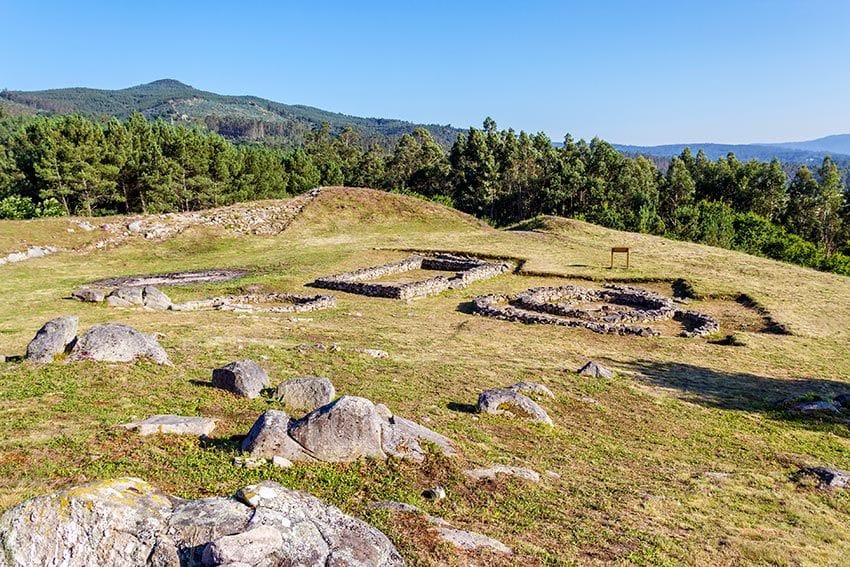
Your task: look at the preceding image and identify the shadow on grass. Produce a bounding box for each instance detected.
[447,402,477,414]
[622,359,850,431]
[200,434,244,452]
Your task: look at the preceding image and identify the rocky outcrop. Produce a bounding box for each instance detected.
[274,376,336,411]
[212,360,270,398]
[101,286,172,310]
[121,414,217,436]
[0,477,403,566]
[71,288,106,303]
[312,254,510,300]
[798,466,850,489]
[0,245,58,267]
[476,388,553,425]
[25,316,78,363]
[242,397,455,464]
[506,381,554,399]
[68,323,170,365]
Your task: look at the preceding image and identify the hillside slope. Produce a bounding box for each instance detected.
[0,79,463,146]
[1,188,849,565]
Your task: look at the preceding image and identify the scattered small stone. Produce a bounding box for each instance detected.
[121,415,216,436]
[127,220,143,233]
[288,316,313,322]
[464,465,540,483]
[71,288,105,303]
[577,361,614,379]
[798,466,850,489]
[435,527,512,555]
[422,486,446,501]
[271,455,293,469]
[25,316,78,363]
[476,388,553,425]
[369,501,421,514]
[297,343,340,353]
[233,456,268,469]
[545,470,561,479]
[212,360,270,399]
[68,323,170,365]
[702,471,732,481]
[275,376,336,411]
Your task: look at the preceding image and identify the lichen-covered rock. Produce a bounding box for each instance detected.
[289,396,387,462]
[121,414,217,436]
[25,316,78,363]
[0,477,172,567]
[476,388,553,425]
[68,323,170,365]
[274,376,336,411]
[0,478,403,567]
[212,360,270,398]
[71,288,105,303]
[380,414,456,462]
[577,361,614,379]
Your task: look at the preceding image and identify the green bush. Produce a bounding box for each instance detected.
[0,195,36,219]
[35,198,65,218]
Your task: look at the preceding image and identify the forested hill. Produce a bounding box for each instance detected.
[0,79,464,147]
[613,141,850,163]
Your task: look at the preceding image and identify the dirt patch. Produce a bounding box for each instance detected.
[91,269,249,288]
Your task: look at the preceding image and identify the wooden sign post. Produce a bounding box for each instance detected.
[610,247,630,269]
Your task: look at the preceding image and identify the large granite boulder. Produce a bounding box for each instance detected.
[577,361,614,379]
[142,286,172,310]
[275,376,336,411]
[289,396,387,462]
[68,323,170,365]
[212,360,270,398]
[476,388,553,425]
[25,316,78,363]
[243,397,455,464]
[0,478,403,567]
[108,286,144,306]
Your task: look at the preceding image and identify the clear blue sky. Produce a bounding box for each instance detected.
[2,0,849,145]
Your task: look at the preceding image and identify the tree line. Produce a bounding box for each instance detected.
[0,112,848,275]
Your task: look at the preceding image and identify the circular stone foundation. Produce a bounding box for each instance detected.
[472,284,718,337]
[91,269,249,288]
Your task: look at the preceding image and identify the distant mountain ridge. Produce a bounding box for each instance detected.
[614,135,850,163]
[0,79,464,147]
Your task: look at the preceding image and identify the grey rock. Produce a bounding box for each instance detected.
[202,525,283,566]
[476,388,553,425]
[106,295,134,308]
[271,455,292,469]
[0,477,172,567]
[577,361,614,378]
[69,323,170,365]
[25,316,78,363]
[121,414,216,436]
[212,360,270,398]
[381,414,456,462]
[358,348,389,358]
[789,400,841,414]
[464,465,541,483]
[289,396,387,463]
[799,466,850,489]
[71,288,105,303]
[0,477,403,567]
[127,220,143,233]
[506,381,555,399]
[274,376,336,411]
[241,410,316,462]
[435,527,512,555]
[233,456,268,469]
[368,501,451,527]
[109,286,144,305]
[142,286,172,310]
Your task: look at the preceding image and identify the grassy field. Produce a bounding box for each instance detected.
[1,188,850,566]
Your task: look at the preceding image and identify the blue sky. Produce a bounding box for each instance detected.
[2,0,849,145]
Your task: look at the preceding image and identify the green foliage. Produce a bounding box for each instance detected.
[0,195,35,219]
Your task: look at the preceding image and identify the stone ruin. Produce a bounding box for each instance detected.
[472,284,719,337]
[90,268,248,288]
[170,292,336,314]
[311,253,511,300]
